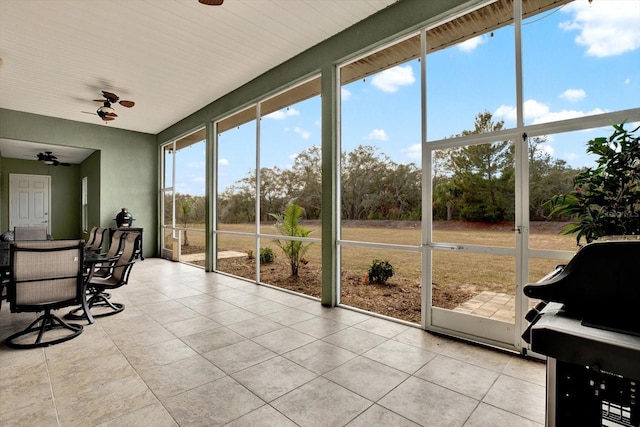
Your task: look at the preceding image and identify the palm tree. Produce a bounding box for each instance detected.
[269,199,313,276]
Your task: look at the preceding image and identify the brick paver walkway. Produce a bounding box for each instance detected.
[453,291,516,323]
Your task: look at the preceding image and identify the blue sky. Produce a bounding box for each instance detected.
[174,0,639,196]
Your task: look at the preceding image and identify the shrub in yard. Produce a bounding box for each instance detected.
[260,247,275,263]
[247,250,254,260]
[368,259,394,285]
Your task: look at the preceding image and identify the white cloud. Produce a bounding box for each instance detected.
[560,1,640,57]
[494,99,550,122]
[403,143,422,159]
[536,144,555,157]
[565,152,579,162]
[364,129,389,141]
[219,158,229,166]
[458,35,487,52]
[534,107,607,125]
[494,99,607,125]
[371,65,415,93]
[294,126,311,140]
[559,88,586,102]
[494,104,518,122]
[187,161,205,169]
[341,87,352,101]
[289,153,298,161]
[524,99,552,121]
[625,77,631,85]
[536,110,585,123]
[264,108,300,120]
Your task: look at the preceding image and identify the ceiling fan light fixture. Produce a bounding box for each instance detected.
[97,106,115,115]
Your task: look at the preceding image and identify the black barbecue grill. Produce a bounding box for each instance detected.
[523,239,640,427]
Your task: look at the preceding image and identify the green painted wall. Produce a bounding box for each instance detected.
[0,159,80,239]
[80,151,101,240]
[0,110,157,256]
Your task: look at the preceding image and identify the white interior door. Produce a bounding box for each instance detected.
[9,174,51,233]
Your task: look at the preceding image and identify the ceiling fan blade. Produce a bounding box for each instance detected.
[105,111,118,117]
[93,99,105,103]
[199,0,224,4]
[101,90,119,102]
[119,100,135,108]
[102,117,115,121]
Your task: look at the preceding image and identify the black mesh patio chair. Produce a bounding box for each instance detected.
[5,240,87,349]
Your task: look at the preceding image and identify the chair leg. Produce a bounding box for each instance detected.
[80,288,95,325]
[0,283,5,312]
[66,290,124,320]
[6,309,83,349]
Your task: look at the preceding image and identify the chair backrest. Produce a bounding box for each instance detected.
[86,228,107,252]
[13,226,48,241]
[92,230,127,278]
[9,240,84,310]
[86,226,98,246]
[109,232,140,282]
[106,230,127,258]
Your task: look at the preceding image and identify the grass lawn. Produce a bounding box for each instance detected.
[203,221,575,279]
[170,221,576,322]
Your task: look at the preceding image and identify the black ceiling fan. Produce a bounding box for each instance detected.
[37,151,70,166]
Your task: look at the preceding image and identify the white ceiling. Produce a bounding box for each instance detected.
[0,0,397,163]
[0,138,94,165]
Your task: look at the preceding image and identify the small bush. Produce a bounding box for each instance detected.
[246,250,254,260]
[368,259,394,285]
[260,247,275,263]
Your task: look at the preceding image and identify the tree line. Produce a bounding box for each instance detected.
[169,112,580,226]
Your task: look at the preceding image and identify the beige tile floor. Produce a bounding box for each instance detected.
[0,258,546,426]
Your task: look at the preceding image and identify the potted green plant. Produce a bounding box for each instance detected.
[549,122,640,246]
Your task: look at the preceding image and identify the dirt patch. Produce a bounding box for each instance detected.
[215,256,472,324]
[181,221,571,324]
